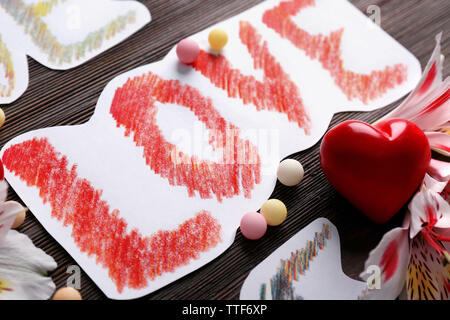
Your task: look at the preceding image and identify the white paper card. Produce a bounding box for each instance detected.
[0,0,151,104]
[240,218,367,300]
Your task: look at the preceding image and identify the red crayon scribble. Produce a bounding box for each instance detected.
[262,0,408,103]
[193,21,310,133]
[110,72,261,202]
[2,138,222,293]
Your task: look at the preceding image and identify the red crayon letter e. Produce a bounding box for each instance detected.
[262,0,407,103]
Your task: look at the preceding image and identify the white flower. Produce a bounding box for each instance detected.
[361,34,450,300]
[0,177,57,300]
[360,180,450,300]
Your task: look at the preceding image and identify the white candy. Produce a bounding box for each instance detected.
[277,159,304,186]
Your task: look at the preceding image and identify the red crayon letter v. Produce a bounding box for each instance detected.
[193,21,311,133]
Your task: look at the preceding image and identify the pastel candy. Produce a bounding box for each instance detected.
[240,212,267,240]
[261,199,287,226]
[208,28,228,51]
[277,159,304,186]
[11,210,26,229]
[0,109,5,128]
[52,287,82,300]
[176,39,200,64]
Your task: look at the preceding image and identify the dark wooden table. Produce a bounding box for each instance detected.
[2,0,448,300]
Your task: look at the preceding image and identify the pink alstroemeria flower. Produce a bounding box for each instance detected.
[0,160,57,300]
[377,33,450,183]
[360,34,450,300]
[360,179,450,300]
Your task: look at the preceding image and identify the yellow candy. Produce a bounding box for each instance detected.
[12,210,26,229]
[0,108,5,128]
[261,199,287,226]
[208,29,228,51]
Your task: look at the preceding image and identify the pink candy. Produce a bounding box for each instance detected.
[240,212,267,240]
[176,39,200,64]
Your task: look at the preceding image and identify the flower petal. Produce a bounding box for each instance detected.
[0,201,25,243]
[360,225,410,299]
[434,122,450,133]
[379,33,448,130]
[408,78,450,131]
[423,173,448,194]
[407,232,450,299]
[414,33,444,96]
[409,186,450,239]
[427,159,450,183]
[426,131,450,157]
[0,180,8,203]
[0,230,56,300]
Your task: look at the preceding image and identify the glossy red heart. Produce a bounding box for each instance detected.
[320,119,431,223]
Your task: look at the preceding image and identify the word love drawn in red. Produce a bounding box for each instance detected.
[1,0,410,294]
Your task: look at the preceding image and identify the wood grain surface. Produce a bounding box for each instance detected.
[2,0,449,300]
